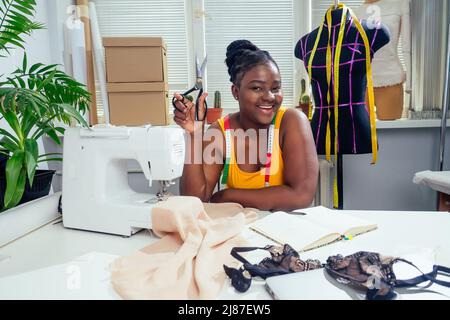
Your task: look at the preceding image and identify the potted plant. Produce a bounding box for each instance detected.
[185,94,194,103]
[0,0,90,211]
[296,79,311,117]
[206,90,223,124]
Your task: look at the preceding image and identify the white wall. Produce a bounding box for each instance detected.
[46,0,74,68]
[342,127,450,211]
[40,0,74,192]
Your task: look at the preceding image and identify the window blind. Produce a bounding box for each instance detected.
[204,0,294,111]
[410,0,449,114]
[311,0,365,28]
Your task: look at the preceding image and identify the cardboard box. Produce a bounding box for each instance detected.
[104,37,167,83]
[107,82,169,126]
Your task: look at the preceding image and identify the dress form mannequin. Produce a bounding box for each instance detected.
[295,6,390,155]
[295,4,389,208]
[354,0,411,120]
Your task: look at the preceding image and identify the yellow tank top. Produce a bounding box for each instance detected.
[218,108,287,189]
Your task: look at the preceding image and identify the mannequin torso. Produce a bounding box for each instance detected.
[295,8,389,154]
[353,0,411,89]
[353,0,411,120]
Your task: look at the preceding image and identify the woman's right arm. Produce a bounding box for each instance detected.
[173,93,224,202]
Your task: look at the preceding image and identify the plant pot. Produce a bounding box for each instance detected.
[0,191,61,247]
[0,169,55,210]
[206,108,223,124]
[296,103,310,116]
[0,153,7,175]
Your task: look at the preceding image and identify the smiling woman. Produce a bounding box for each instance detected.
[174,40,318,210]
[173,40,319,212]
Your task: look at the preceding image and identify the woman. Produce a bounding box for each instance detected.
[173,40,318,211]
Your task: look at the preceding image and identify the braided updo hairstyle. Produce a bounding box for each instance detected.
[225,40,279,86]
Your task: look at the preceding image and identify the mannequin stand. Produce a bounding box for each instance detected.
[337,154,343,210]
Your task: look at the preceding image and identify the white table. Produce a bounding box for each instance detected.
[1,208,450,299]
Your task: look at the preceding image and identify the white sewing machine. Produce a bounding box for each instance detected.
[62,125,185,236]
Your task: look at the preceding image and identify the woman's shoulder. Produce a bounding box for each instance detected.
[208,111,239,131]
[280,107,309,129]
[278,108,310,150]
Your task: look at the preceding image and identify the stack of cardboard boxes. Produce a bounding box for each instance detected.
[104,37,169,126]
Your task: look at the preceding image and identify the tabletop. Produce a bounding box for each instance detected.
[1,207,450,300]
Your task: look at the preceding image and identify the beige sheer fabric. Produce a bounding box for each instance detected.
[110,196,258,299]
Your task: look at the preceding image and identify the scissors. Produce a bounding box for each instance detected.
[172,54,208,121]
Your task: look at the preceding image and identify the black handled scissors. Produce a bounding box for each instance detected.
[172,54,208,121]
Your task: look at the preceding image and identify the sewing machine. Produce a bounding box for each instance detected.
[62,125,185,236]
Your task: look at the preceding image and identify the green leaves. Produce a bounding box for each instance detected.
[21,49,26,70]
[1,53,91,122]
[0,127,19,146]
[0,86,89,212]
[3,149,25,209]
[0,1,91,211]
[0,134,18,151]
[3,109,22,140]
[24,138,37,186]
[57,103,89,128]
[0,0,44,54]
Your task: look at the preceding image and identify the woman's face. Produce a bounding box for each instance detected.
[232,62,283,126]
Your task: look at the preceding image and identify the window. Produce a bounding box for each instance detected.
[91,0,448,121]
[410,0,449,116]
[92,0,297,115]
[311,1,363,28]
[204,0,295,111]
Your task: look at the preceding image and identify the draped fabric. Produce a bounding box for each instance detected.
[110,196,258,299]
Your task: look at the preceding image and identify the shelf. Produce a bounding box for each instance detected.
[376,119,450,129]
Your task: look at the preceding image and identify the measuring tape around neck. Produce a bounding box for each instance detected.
[221,114,277,188]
